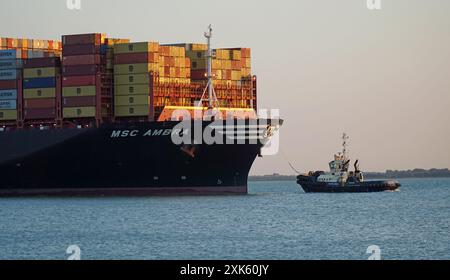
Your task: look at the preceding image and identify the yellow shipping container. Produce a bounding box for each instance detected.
[169,67,176,77]
[114,63,158,75]
[243,58,251,68]
[63,107,96,118]
[115,84,150,96]
[114,74,150,85]
[106,38,130,46]
[0,110,17,121]
[114,105,149,117]
[231,70,241,81]
[224,60,232,70]
[215,70,223,80]
[24,88,56,99]
[191,44,207,51]
[115,95,150,106]
[231,50,242,61]
[114,42,159,54]
[62,86,96,97]
[23,67,58,79]
[215,49,230,60]
[32,40,44,49]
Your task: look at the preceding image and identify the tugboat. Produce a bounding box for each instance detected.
[297,134,401,193]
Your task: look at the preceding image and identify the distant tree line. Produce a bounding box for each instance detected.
[249,169,450,181]
[371,168,450,179]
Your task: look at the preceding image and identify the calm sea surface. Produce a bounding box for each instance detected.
[0,178,449,260]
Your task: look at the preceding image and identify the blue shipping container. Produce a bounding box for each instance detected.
[100,44,108,55]
[0,59,23,70]
[0,100,17,110]
[0,89,17,100]
[0,69,19,80]
[23,77,56,89]
[0,50,21,60]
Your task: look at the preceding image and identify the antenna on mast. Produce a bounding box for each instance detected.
[342,133,349,159]
[199,24,219,109]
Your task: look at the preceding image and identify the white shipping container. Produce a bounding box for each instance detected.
[27,50,45,59]
[0,89,17,100]
[0,69,19,80]
[0,100,17,110]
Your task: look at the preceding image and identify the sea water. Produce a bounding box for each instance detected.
[0,178,448,260]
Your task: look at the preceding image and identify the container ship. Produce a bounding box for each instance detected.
[0,27,282,196]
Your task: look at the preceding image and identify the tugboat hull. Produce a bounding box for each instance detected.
[298,180,401,193]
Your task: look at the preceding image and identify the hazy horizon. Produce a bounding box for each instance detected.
[1,0,449,175]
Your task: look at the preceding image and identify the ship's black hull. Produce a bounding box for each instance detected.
[0,120,275,196]
[298,180,401,193]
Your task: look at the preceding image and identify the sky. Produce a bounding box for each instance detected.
[1,0,449,175]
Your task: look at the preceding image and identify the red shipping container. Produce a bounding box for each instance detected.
[114,53,158,64]
[62,75,96,87]
[63,44,101,56]
[62,34,102,46]
[21,50,28,59]
[24,108,56,120]
[23,57,61,68]
[63,96,96,107]
[191,70,206,80]
[24,98,56,109]
[164,66,170,76]
[63,55,101,66]
[151,52,158,63]
[62,65,100,76]
[0,80,17,89]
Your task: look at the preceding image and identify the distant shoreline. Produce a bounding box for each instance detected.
[249,168,450,182]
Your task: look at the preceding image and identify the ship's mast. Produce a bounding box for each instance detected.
[205,25,213,108]
[200,24,218,109]
[342,133,349,159]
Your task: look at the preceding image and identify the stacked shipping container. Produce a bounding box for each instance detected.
[158,45,191,85]
[113,42,159,118]
[23,57,61,120]
[188,47,251,85]
[61,33,112,121]
[0,37,61,59]
[0,50,22,122]
[0,32,255,128]
[186,47,253,108]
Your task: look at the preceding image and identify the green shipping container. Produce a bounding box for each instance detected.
[23,88,56,99]
[114,74,150,85]
[63,107,96,118]
[62,86,96,97]
[114,105,149,117]
[0,109,17,120]
[115,95,150,106]
[23,67,59,79]
[114,85,150,96]
[114,42,159,54]
[114,63,158,75]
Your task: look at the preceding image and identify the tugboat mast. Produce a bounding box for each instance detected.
[342,133,349,159]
